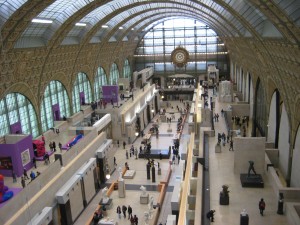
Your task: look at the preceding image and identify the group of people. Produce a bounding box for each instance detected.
[20,168,41,188]
[116,205,138,224]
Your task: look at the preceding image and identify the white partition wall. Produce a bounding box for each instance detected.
[27,207,53,225]
[56,175,84,225]
[77,158,97,206]
[234,137,265,175]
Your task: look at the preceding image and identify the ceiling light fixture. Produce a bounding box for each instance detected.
[119,26,124,30]
[102,25,109,28]
[75,22,87,27]
[32,18,53,24]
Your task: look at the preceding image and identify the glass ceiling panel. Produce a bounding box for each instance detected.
[0,0,27,30]
[37,0,94,23]
[273,0,300,24]
[229,0,266,34]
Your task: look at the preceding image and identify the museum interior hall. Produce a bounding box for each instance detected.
[0,1,300,225]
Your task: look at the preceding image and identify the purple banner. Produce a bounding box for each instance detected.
[52,103,60,121]
[102,85,119,103]
[10,122,22,134]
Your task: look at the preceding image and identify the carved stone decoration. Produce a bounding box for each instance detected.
[171,46,189,67]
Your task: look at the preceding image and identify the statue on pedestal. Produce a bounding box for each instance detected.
[140,186,147,196]
[148,195,154,219]
[247,161,257,177]
[102,187,109,204]
[144,211,150,225]
[219,185,229,205]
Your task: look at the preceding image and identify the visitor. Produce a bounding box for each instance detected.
[23,168,29,180]
[116,205,121,219]
[30,171,36,181]
[133,215,138,225]
[259,198,266,216]
[52,141,56,152]
[229,140,233,151]
[32,156,37,168]
[128,205,132,219]
[58,142,62,152]
[123,141,126,149]
[21,176,26,188]
[12,170,17,183]
[122,205,127,218]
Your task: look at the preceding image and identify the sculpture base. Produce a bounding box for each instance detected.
[219,194,229,205]
[240,174,264,188]
[215,144,221,153]
[140,193,149,204]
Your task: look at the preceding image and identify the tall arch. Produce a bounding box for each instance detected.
[253,78,266,137]
[109,63,120,85]
[0,93,39,138]
[41,81,71,133]
[291,124,300,187]
[277,103,290,181]
[72,72,92,113]
[123,59,131,79]
[94,67,108,101]
[267,90,280,148]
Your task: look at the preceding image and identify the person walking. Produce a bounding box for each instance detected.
[229,140,233,151]
[123,141,126,149]
[126,150,129,159]
[128,205,132,219]
[12,170,17,183]
[21,176,26,188]
[122,205,127,218]
[52,141,56,152]
[133,215,138,225]
[58,142,62,152]
[23,168,29,180]
[32,156,37,168]
[116,206,121,219]
[259,198,266,216]
[177,155,181,164]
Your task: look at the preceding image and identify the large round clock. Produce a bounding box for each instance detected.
[171,47,189,67]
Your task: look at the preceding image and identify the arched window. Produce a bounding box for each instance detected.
[41,81,70,132]
[135,18,228,75]
[94,67,107,101]
[123,59,131,79]
[72,72,92,113]
[0,93,38,138]
[109,63,119,85]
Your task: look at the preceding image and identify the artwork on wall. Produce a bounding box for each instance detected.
[0,157,13,170]
[21,149,30,166]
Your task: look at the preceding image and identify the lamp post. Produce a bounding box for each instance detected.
[151,108,154,117]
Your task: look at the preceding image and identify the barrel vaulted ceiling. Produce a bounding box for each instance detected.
[0,0,299,136]
[0,0,299,50]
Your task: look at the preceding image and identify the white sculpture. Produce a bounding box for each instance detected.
[148,195,154,219]
[144,211,150,225]
[102,187,109,203]
[140,186,147,196]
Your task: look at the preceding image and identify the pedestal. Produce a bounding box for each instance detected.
[99,198,113,210]
[118,179,126,198]
[240,213,249,225]
[215,143,221,153]
[219,193,229,205]
[158,168,161,175]
[240,174,264,188]
[140,193,149,204]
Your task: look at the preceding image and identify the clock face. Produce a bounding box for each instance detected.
[175,51,186,63]
[171,47,189,67]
